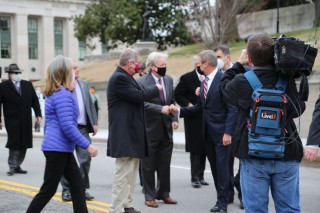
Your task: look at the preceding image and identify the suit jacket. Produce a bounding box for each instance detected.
[306,95,320,146]
[0,79,41,149]
[137,73,178,141]
[180,70,238,137]
[107,67,159,158]
[174,70,205,153]
[77,80,97,133]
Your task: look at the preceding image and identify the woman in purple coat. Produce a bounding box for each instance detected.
[26,56,98,213]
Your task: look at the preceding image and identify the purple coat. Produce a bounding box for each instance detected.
[41,86,90,152]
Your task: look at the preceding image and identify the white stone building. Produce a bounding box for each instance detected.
[0,0,104,81]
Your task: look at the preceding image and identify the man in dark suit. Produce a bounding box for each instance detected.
[107,48,162,213]
[170,50,238,213]
[174,55,209,188]
[136,52,179,209]
[0,64,42,176]
[60,62,98,201]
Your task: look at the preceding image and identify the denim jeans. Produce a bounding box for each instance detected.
[240,159,300,213]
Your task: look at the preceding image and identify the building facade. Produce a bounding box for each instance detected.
[0,0,101,81]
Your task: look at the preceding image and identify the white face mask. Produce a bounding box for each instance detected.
[13,73,22,82]
[217,58,225,70]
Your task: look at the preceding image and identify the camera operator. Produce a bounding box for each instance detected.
[219,34,306,213]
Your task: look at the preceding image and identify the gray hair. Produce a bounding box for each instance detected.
[193,55,198,65]
[198,50,217,67]
[119,48,139,66]
[146,52,168,68]
[214,45,230,56]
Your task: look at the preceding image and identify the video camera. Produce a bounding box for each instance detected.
[245,35,318,78]
[274,35,318,78]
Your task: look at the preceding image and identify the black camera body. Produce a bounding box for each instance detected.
[274,36,318,78]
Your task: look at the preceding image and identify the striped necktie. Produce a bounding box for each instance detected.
[203,77,209,99]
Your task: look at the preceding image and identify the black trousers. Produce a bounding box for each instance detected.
[8,149,27,169]
[204,126,232,210]
[190,152,206,182]
[142,134,173,201]
[26,152,88,213]
[61,126,92,192]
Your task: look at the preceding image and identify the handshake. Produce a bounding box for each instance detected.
[169,104,179,113]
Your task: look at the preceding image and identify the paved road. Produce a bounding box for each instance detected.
[0,136,320,213]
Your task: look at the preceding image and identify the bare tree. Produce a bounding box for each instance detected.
[184,0,268,47]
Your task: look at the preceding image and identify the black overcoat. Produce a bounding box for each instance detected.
[0,79,41,149]
[174,70,205,154]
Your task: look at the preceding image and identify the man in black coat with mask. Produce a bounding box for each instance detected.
[0,64,42,176]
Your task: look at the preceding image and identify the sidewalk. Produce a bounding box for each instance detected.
[0,128,187,149]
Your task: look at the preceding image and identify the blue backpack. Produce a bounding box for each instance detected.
[244,70,288,159]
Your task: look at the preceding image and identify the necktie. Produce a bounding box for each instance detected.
[14,82,21,94]
[203,77,209,99]
[158,78,165,104]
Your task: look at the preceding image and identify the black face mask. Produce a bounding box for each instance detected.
[196,66,204,75]
[156,66,167,76]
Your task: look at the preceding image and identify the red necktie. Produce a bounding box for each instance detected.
[158,78,165,104]
[203,77,209,99]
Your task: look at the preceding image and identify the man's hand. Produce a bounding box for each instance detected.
[162,105,170,115]
[92,125,98,136]
[87,144,98,157]
[36,116,42,124]
[222,133,232,146]
[156,83,163,91]
[238,49,249,66]
[169,104,179,113]
[172,122,179,130]
[195,87,200,96]
[304,147,318,161]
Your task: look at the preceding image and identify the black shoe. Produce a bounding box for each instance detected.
[15,167,28,174]
[240,200,244,210]
[62,192,72,202]
[191,180,201,188]
[199,179,209,186]
[7,168,15,176]
[211,205,227,213]
[85,190,94,200]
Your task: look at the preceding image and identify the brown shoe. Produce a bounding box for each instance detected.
[159,197,177,204]
[124,207,141,213]
[145,200,158,208]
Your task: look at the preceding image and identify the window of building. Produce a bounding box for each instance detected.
[28,17,38,59]
[101,42,108,54]
[0,16,11,59]
[54,19,63,56]
[79,40,86,61]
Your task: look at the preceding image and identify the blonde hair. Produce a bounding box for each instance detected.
[44,55,74,96]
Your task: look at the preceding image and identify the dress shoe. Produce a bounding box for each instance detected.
[62,192,72,202]
[85,190,94,200]
[199,179,209,186]
[210,205,227,213]
[158,197,177,204]
[7,168,15,176]
[145,200,158,208]
[124,207,141,213]
[15,167,27,174]
[191,180,201,188]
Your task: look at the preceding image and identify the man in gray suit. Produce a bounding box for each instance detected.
[137,52,179,208]
[61,62,98,201]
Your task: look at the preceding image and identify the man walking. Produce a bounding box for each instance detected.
[60,62,98,201]
[0,63,42,176]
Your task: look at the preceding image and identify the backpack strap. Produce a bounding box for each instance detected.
[275,75,288,91]
[244,70,262,90]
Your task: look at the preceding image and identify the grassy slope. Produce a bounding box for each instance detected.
[56,28,320,83]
